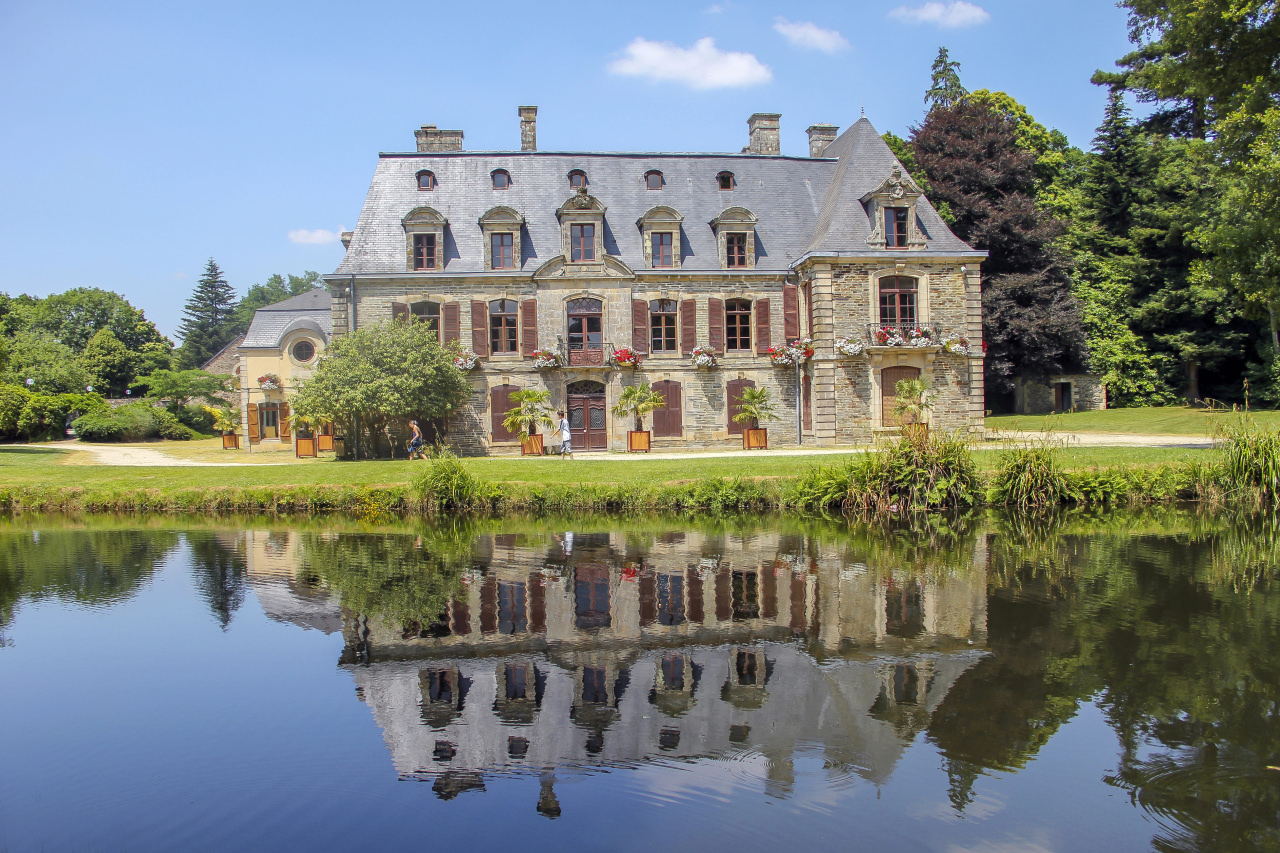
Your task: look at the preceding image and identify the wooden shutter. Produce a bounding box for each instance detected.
[680,299,697,354]
[782,284,799,340]
[755,298,771,354]
[471,301,488,357]
[520,299,538,356]
[247,403,259,444]
[708,297,724,355]
[392,301,409,323]
[442,302,460,344]
[802,374,812,431]
[279,402,291,441]
[631,299,649,354]
[725,378,754,435]
[491,385,515,441]
[653,380,681,438]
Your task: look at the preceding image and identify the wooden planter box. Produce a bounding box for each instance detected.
[295,436,318,458]
[317,434,334,452]
[743,428,769,450]
[221,432,239,450]
[520,434,545,456]
[627,430,651,453]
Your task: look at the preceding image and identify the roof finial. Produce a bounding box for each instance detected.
[861,103,865,117]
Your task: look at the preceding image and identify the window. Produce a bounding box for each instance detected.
[650,299,677,352]
[570,223,595,262]
[291,340,315,363]
[710,207,757,269]
[416,170,436,190]
[411,301,440,338]
[489,299,518,353]
[726,299,751,351]
[491,169,510,189]
[878,276,918,325]
[645,170,663,190]
[726,233,748,268]
[651,232,673,268]
[412,233,437,270]
[566,297,604,366]
[885,207,909,248]
[568,170,587,189]
[491,232,515,269]
[717,171,735,190]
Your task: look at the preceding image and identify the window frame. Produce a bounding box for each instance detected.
[651,232,674,268]
[645,170,664,190]
[885,207,909,248]
[410,300,441,340]
[878,276,918,325]
[717,171,735,190]
[649,299,678,353]
[725,298,752,351]
[416,170,436,191]
[402,206,448,273]
[491,169,511,190]
[491,232,515,270]
[570,223,596,262]
[478,207,524,271]
[488,298,519,354]
[568,170,587,189]
[725,233,749,268]
[637,206,683,270]
[290,339,316,364]
[710,207,757,270]
[412,233,437,270]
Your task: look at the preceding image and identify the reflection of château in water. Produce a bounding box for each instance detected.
[337,529,989,803]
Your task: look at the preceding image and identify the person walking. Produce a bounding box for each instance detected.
[407,419,426,460]
[557,410,573,460]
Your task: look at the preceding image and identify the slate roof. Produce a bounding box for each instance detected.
[332,117,980,278]
[241,289,332,349]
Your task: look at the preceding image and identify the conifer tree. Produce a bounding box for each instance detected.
[1083,91,1142,255]
[924,47,967,111]
[175,259,238,369]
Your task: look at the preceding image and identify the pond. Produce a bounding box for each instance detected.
[0,511,1277,852]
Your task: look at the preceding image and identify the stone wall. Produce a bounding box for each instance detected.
[1015,373,1107,414]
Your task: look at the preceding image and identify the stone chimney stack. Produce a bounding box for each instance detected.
[519,106,538,151]
[415,124,464,152]
[746,113,781,155]
[806,124,839,158]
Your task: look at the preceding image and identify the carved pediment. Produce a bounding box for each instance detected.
[478,206,525,226]
[533,254,635,281]
[636,205,683,228]
[709,206,757,229]
[557,187,606,217]
[402,206,448,227]
[861,166,923,204]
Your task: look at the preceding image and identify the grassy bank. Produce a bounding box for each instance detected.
[985,406,1280,436]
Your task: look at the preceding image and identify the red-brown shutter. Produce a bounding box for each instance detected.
[755,298,771,354]
[520,299,538,356]
[491,385,515,441]
[783,284,799,340]
[392,301,409,323]
[279,402,291,441]
[726,378,755,435]
[442,302,460,344]
[247,403,259,444]
[471,301,488,357]
[680,299,697,354]
[653,380,682,438]
[631,299,649,354]
[802,373,812,431]
[708,297,724,355]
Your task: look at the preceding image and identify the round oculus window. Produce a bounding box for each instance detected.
[292,340,316,362]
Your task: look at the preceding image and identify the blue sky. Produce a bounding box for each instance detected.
[0,0,1136,340]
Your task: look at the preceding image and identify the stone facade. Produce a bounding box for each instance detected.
[326,108,987,455]
[1014,373,1107,414]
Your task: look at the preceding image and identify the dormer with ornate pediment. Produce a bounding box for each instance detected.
[402,206,448,272]
[709,207,758,270]
[862,166,927,250]
[637,206,683,269]
[555,187,607,273]
[478,206,524,270]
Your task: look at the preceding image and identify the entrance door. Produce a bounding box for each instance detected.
[259,403,280,439]
[1054,382,1073,412]
[567,380,607,450]
[880,366,921,426]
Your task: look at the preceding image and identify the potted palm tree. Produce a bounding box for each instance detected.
[732,385,777,450]
[611,382,666,452]
[206,405,241,450]
[892,378,932,441]
[502,388,555,456]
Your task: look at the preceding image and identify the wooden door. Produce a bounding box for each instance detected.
[880,366,921,426]
[569,394,608,450]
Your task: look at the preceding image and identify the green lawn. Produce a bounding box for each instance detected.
[985,406,1280,436]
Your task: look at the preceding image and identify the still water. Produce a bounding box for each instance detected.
[0,512,1276,852]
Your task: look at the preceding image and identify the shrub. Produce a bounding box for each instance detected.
[177,403,216,432]
[411,449,496,512]
[1214,418,1280,505]
[72,412,126,442]
[0,383,32,437]
[153,409,198,440]
[989,439,1075,508]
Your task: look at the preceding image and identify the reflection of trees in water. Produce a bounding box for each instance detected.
[186,532,247,631]
[0,529,180,634]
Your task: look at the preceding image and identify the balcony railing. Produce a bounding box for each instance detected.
[558,341,615,367]
[866,323,942,348]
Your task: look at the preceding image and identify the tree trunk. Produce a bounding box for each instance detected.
[1269,303,1279,355]
[1185,361,1200,405]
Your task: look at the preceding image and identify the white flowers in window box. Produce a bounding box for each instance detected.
[453,350,480,370]
[690,345,717,368]
[530,347,560,370]
[768,338,814,367]
[834,336,866,357]
[941,335,970,355]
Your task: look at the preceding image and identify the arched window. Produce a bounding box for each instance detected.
[725,298,752,351]
[568,170,587,189]
[566,297,604,366]
[645,170,663,190]
[412,301,441,339]
[878,276,918,325]
[416,170,436,190]
[491,169,511,190]
[717,171,735,190]
[489,298,518,353]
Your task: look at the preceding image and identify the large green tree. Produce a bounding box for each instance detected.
[80,329,137,398]
[1,333,94,394]
[0,287,169,354]
[175,259,239,370]
[292,321,470,457]
[131,369,229,411]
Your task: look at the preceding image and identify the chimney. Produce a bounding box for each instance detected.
[746,113,781,155]
[519,106,538,151]
[806,124,839,158]
[415,124,464,152]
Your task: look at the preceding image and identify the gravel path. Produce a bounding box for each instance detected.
[59,441,288,467]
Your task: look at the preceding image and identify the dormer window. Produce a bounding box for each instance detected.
[637,206,683,269]
[709,207,758,270]
[717,171,735,190]
[862,166,926,250]
[491,169,511,190]
[568,170,587,189]
[416,170,436,191]
[886,208,909,248]
[570,224,596,262]
[478,206,525,271]
[556,189,605,268]
[645,170,664,190]
[402,206,448,272]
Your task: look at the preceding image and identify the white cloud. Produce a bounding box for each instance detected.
[608,37,772,89]
[889,1,990,28]
[288,228,343,245]
[773,18,850,53]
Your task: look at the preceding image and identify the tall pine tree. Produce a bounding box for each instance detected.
[924,47,967,111]
[175,259,238,369]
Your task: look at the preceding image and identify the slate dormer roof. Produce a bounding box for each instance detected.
[332,115,980,279]
[241,289,332,349]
